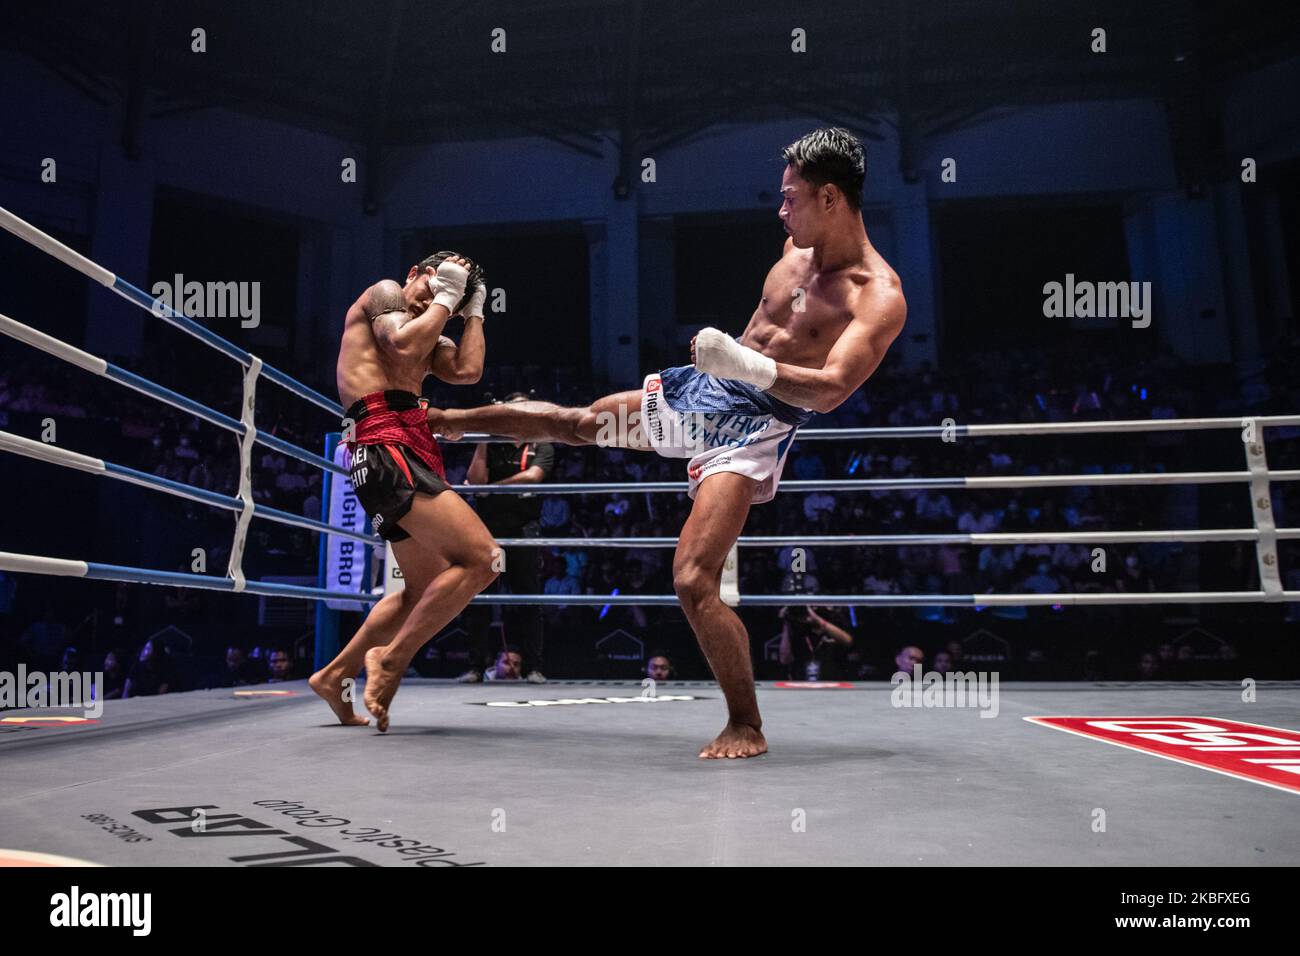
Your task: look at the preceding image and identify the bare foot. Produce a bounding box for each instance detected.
[699,722,767,759]
[425,405,464,441]
[308,668,369,726]
[363,647,403,733]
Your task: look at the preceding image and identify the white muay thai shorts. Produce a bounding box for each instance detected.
[639,364,813,505]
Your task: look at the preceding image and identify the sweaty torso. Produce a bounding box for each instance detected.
[739,242,900,369]
[336,282,429,409]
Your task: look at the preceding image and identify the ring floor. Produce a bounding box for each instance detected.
[2,680,1296,866]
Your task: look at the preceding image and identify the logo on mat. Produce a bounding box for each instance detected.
[1026,716,1300,794]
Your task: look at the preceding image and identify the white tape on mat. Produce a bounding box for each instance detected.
[227,356,263,592]
[1243,424,1283,599]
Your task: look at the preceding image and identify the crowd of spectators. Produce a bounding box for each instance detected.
[2,338,1298,688]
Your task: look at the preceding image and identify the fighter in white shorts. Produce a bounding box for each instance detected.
[426,127,907,759]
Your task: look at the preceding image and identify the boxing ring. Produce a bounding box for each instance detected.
[1,203,1298,867]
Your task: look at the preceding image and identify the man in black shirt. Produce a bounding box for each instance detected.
[777,605,854,680]
[460,394,555,683]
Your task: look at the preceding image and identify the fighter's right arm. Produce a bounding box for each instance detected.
[366,279,453,363]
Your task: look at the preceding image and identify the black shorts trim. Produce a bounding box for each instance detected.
[349,441,449,542]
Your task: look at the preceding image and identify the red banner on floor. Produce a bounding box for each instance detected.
[1026,716,1300,794]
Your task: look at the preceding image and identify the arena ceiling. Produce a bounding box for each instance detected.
[7,0,1298,187]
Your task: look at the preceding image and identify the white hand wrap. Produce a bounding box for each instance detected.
[693,327,777,390]
[428,261,470,314]
[462,282,487,320]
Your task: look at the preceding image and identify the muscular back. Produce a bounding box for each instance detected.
[740,239,902,371]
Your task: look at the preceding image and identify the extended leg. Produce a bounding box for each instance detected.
[427,390,650,449]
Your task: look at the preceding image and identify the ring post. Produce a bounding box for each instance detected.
[315,432,343,670]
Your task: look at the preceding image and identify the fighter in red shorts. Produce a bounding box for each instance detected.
[310,251,499,731]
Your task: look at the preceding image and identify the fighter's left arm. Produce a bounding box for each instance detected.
[429,331,484,385]
[764,288,906,414]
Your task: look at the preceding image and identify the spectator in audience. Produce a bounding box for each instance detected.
[957,501,999,534]
[99,649,127,701]
[914,490,954,529]
[894,644,924,677]
[778,604,854,680]
[1136,652,1160,680]
[647,654,672,681]
[946,642,967,670]
[1020,561,1061,594]
[803,489,836,522]
[223,645,261,686]
[462,396,554,684]
[267,647,295,682]
[486,648,524,681]
[124,639,173,698]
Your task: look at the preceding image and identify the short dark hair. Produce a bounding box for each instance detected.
[781,127,865,209]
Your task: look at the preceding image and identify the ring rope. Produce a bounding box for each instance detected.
[491,528,1300,548]
[452,414,1300,444]
[467,591,1300,607]
[0,312,344,477]
[0,550,380,604]
[459,471,1300,494]
[0,205,342,417]
[0,549,1293,607]
[0,428,378,545]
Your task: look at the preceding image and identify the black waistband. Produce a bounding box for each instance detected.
[343,390,425,423]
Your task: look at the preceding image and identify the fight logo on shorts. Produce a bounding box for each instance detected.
[645,377,662,392]
[1026,716,1300,794]
[643,384,665,445]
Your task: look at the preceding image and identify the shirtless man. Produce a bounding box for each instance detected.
[426,128,906,758]
[310,251,499,732]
